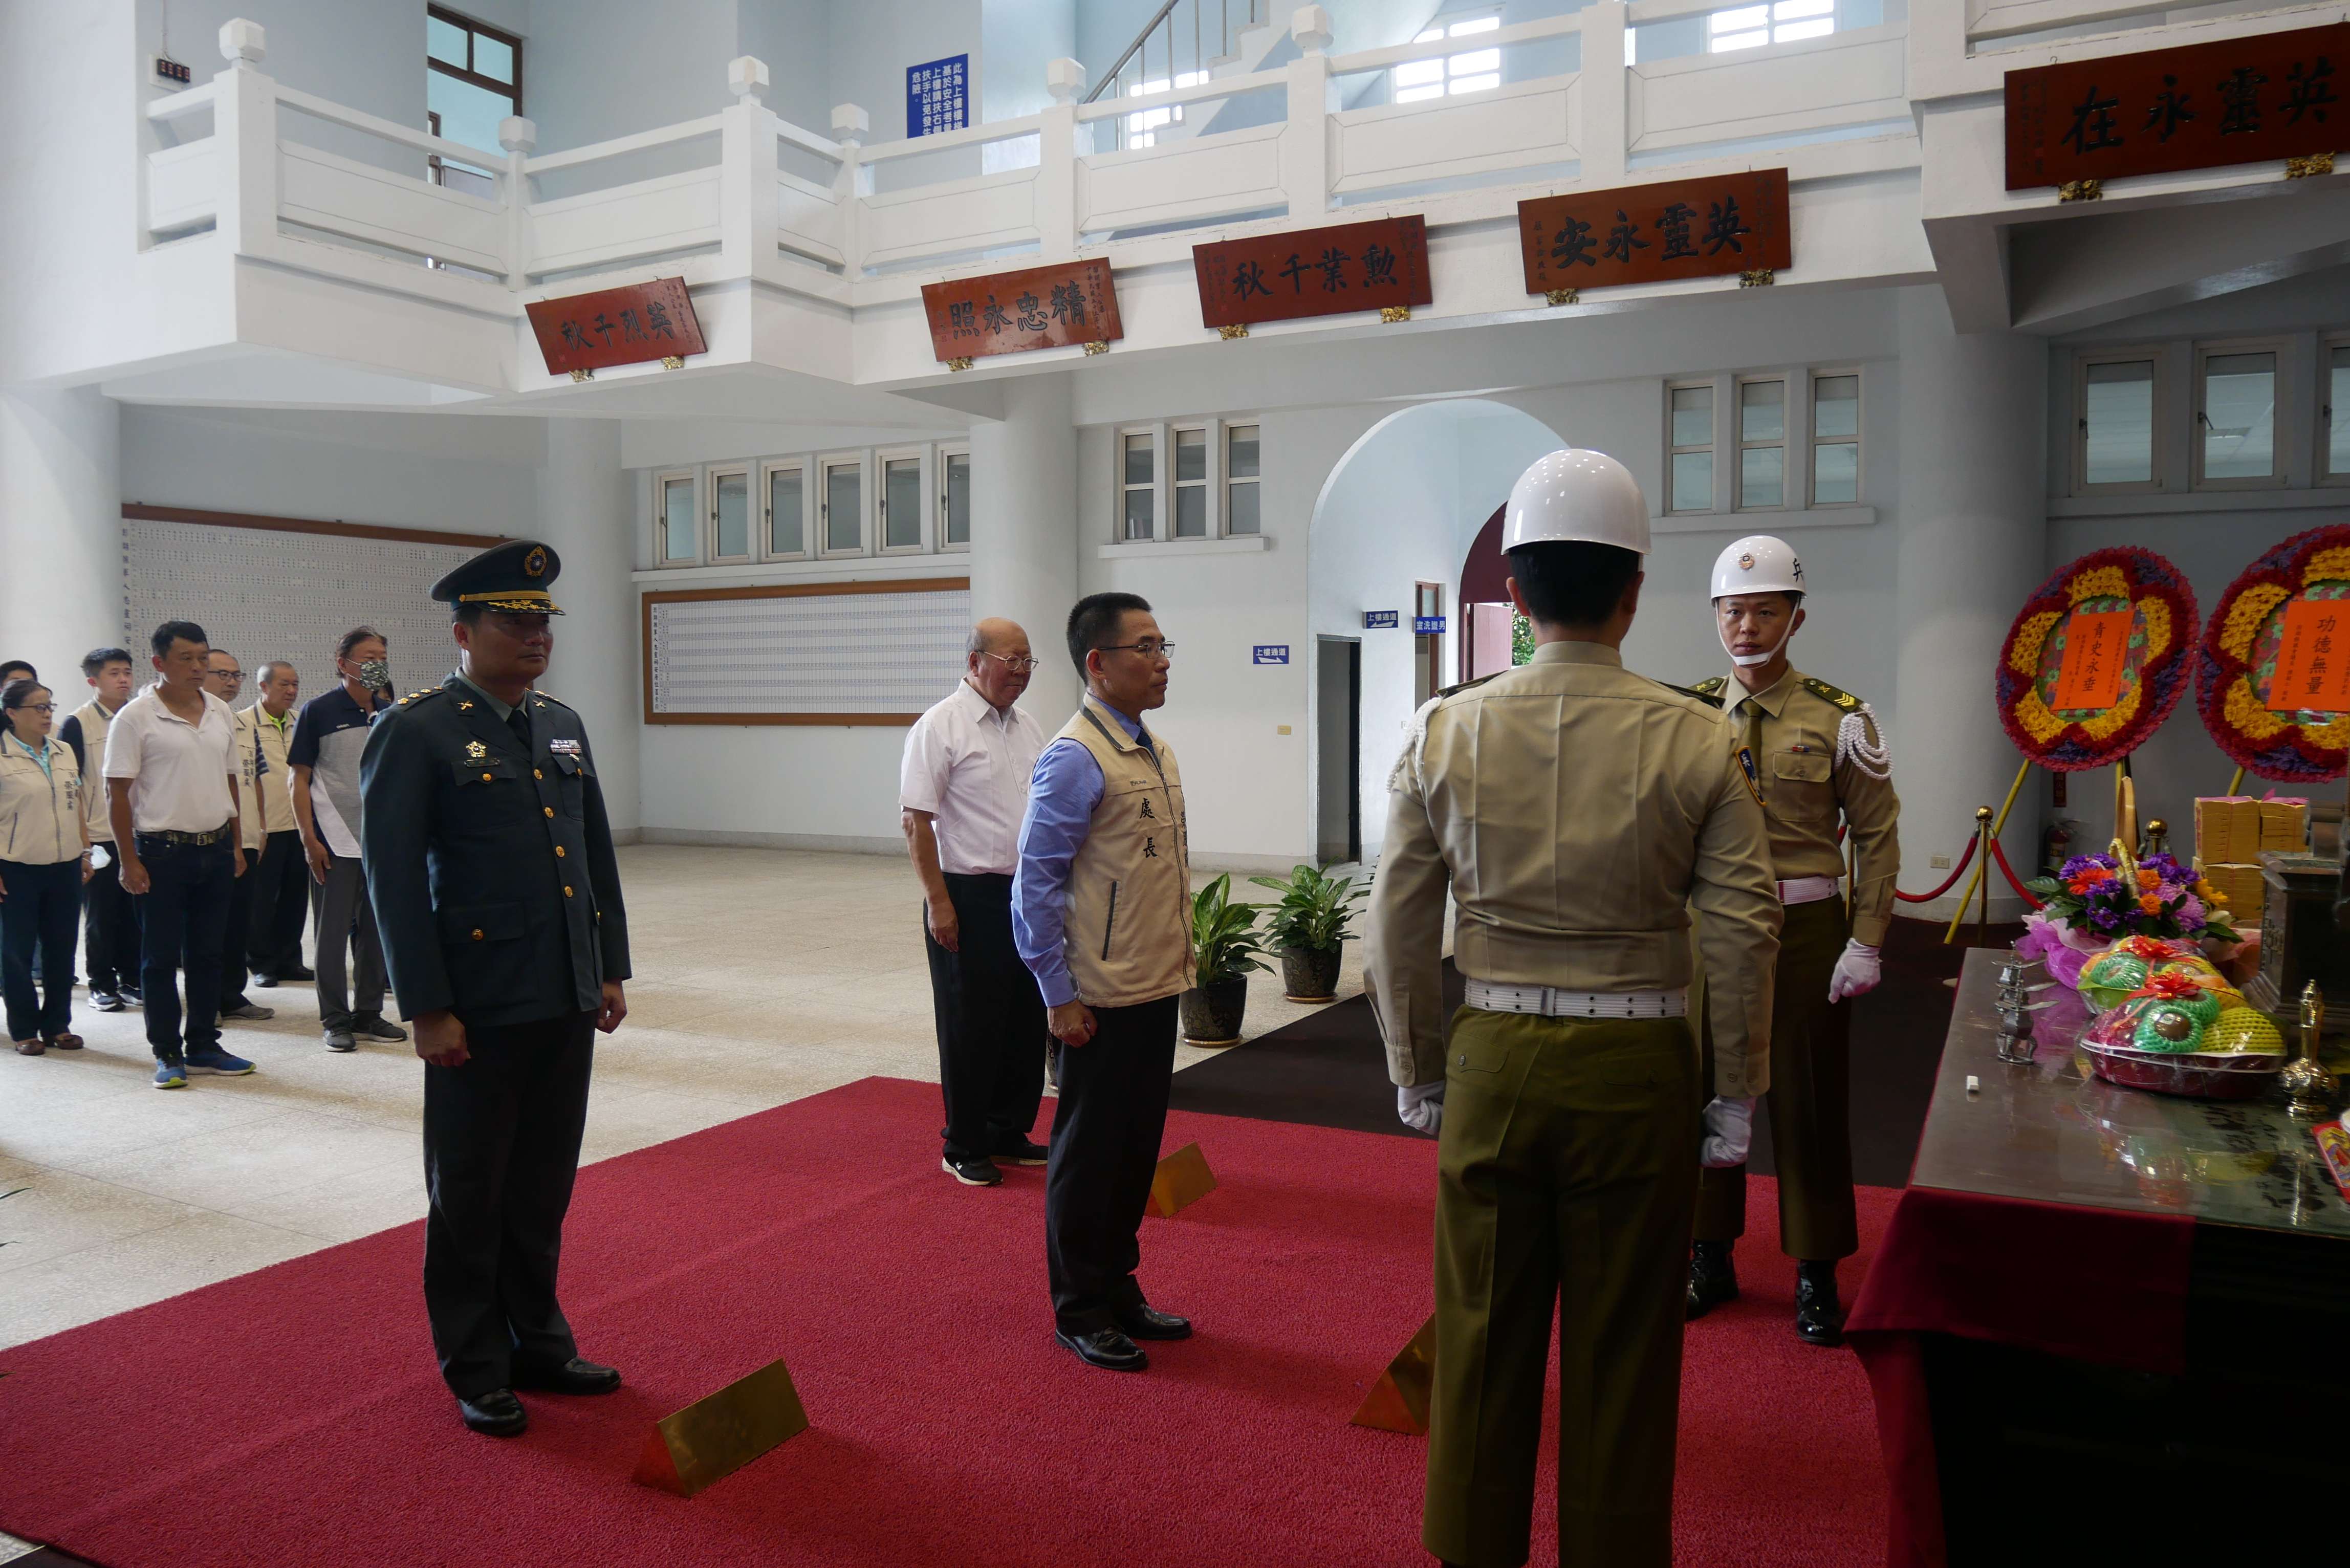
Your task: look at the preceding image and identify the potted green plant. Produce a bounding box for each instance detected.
[1248,863,1369,1003]
[1182,874,1269,1046]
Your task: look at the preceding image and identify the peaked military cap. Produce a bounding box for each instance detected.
[431,538,565,615]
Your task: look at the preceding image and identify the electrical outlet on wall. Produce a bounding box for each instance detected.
[1930,855,1950,868]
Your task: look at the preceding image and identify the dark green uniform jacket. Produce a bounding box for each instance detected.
[359,676,629,1027]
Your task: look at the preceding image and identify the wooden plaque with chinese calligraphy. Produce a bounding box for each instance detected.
[1192,215,1433,329]
[526,277,707,376]
[1517,170,1790,296]
[921,259,1123,363]
[2005,21,2347,189]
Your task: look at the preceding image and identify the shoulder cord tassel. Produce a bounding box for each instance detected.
[1836,703,1893,780]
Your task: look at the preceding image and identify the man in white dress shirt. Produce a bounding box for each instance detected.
[901,619,1051,1187]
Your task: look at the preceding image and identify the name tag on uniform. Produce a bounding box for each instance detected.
[549,738,581,756]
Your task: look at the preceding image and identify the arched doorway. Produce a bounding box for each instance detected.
[1457,505,1518,685]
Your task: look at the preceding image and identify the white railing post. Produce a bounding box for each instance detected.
[1282,6,1334,220]
[1579,2,1630,185]
[830,104,869,278]
[498,116,537,290]
[1040,58,1085,260]
[210,18,279,259]
[722,56,782,286]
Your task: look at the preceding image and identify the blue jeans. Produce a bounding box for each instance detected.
[2,859,82,1041]
[133,835,233,1060]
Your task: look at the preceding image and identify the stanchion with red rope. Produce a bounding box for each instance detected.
[1986,835,2046,912]
[1892,836,1976,904]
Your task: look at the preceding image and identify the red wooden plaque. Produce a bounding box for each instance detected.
[526,277,707,375]
[1192,215,1433,330]
[921,259,1124,363]
[1518,170,1791,296]
[2006,22,2347,189]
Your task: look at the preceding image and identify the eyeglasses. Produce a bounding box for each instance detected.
[212,671,246,684]
[979,652,1039,673]
[12,703,54,714]
[1097,641,1176,660]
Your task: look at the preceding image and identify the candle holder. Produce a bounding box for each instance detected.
[2282,981,2338,1119]
[1993,953,2057,1065]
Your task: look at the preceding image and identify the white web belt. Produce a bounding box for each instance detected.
[1463,979,1689,1019]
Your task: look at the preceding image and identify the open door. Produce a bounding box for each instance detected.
[1316,636,1361,864]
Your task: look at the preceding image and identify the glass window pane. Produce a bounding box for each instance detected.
[1739,379,1785,442]
[1814,442,1858,504]
[884,458,923,548]
[427,71,509,167]
[472,32,515,85]
[1227,482,1260,535]
[714,471,748,558]
[945,452,971,545]
[1741,445,1783,508]
[1176,485,1207,537]
[1450,48,1501,74]
[1448,72,1499,93]
[662,478,695,561]
[2084,359,2153,485]
[825,466,861,551]
[1124,432,1154,485]
[1397,58,1444,86]
[1671,451,1712,512]
[1227,424,1260,479]
[1813,375,1858,438]
[1175,428,1207,483]
[2330,347,2349,476]
[1774,16,1835,39]
[768,469,803,555]
[427,15,469,68]
[1123,488,1154,540]
[2202,352,2276,480]
[1449,16,1501,34]
[1670,386,1713,447]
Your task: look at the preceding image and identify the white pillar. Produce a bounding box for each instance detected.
[0,387,122,687]
[969,372,1081,721]
[1892,287,2047,920]
[534,418,640,836]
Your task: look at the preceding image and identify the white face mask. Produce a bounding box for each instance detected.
[1716,602,1795,668]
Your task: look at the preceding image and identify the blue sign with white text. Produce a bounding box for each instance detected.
[1414,615,1446,635]
[907,54,969,139]
[1363,610,1400,629]
[1253,645,1291,665]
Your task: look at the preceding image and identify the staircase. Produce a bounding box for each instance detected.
[1082,1,1291,151]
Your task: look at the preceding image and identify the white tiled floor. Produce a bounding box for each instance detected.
[0,845,1365,1355]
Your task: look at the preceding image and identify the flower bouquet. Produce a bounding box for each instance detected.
[2022,840,2242,960]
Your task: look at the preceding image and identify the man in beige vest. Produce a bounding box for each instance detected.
[1012,592,1195,1373]
[1368,449,1780,1568]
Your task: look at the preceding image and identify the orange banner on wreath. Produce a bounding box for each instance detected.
[2049,611,2131,711]
[2269,598,2350,713]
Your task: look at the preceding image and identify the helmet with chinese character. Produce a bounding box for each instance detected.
[1500,449,1649,555]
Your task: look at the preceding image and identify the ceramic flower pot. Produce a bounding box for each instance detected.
[1181,976,1249,1046]
[1281,945,1342,1003]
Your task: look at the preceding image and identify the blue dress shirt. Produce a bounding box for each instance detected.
[1012,698,1151,1009]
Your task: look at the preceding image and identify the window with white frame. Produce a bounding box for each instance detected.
[2194,343,2282,488]
[709,465,752,563]
[1668,384,1714,512]
[1226,424,1261,535]
[1172,426,1210,538]
[1708,0,1836,52]
[1125,70,1208,148]
[2325,338,2350,486]
[1736,378,1786,509]
[763,461,807,559]
[2075,352,2159,492]
[1396,13,1502,103]
[657,471,698,564]
[879,450,927,552]
[1811,372,1860,505]
[1121,430,1156,540]
[820,456,865,555]
[940,447,972,548]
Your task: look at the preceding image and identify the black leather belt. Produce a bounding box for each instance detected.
[136,822,234,848]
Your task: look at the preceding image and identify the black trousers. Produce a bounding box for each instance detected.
[246,829,309,976]
[923,873,1048,1163]
[216,842,255,1009]
[133,835,231,1060]
[423,1009,596,1399]
[82,845,139,995]
[2,860,82,1041]
[1045,993,1179,1335]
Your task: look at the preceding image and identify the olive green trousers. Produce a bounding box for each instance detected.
[1423,1006,1702,1568]
[1693,895,1858,1261]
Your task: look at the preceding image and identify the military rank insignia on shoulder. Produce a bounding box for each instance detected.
[1800,676,1859,711]
[1435,672,1500,701]
[1663,676,1726,708]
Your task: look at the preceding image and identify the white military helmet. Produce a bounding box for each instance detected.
[1709,535,1804,600]
[1501,448,1650,555]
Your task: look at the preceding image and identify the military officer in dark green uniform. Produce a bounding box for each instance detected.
[360,539,632,1438]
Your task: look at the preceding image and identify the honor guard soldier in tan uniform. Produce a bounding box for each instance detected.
[1367,450,1780,1568]
[1680,534,1899,1346]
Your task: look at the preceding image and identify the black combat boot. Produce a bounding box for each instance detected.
[1795,1259,1846,1346]
[1686,1239,1738,1319]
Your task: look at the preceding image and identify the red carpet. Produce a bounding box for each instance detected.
[0,1078,1888,1566]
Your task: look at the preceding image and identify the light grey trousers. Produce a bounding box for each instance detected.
[310,853,385,1032]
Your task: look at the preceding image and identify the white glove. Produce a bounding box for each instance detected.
[1700,1095,1757,1168]
[1826,939,1882,1004]
[1398,1081,1445,1135]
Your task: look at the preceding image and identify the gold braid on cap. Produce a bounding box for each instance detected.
[457,590,554,605]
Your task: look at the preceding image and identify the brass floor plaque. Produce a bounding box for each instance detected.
[632,1356,810,1497]
[1350,1313,1436,1435]
[1148,1141,1218,1217]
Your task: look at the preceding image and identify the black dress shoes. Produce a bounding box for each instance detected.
[1055,1326,1148,1371]
[512,1357,623,1395]
[1115,1303,1192,1341]
[1686,1239,1739,1320]
[1794,1260,1846,1347]
[994,1138,1050,1166]
[458,1388,529,1436]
